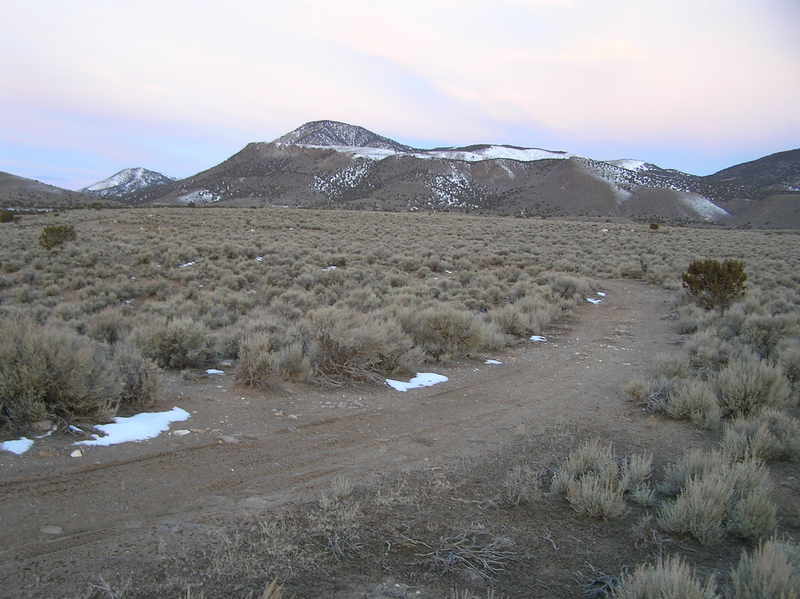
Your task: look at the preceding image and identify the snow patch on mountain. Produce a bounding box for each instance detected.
[312,160,374,199]
[678,193,729,221]
[608,159,652,172]
[426,146,571,163]
[83,168,176,197]
[177,189,220,205]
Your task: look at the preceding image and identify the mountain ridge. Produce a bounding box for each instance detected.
[6,120,799,228]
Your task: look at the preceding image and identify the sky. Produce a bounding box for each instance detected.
[1,0,798,190]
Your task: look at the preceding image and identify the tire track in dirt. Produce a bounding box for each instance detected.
[1,280,686,568]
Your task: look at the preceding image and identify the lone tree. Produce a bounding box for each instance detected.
[681,258,746,313]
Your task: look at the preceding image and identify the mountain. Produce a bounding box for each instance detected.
[82,167,176,198]
[0,171,120,209]
[273,120,415,153]
[121,120,799,227]
[6,120,799,227]
[704,149,800,191]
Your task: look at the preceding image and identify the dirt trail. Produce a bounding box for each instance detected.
[0,279,705,593]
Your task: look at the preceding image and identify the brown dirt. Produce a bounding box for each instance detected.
[2,279,786,598]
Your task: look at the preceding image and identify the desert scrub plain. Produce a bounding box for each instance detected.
[0,207,799,598]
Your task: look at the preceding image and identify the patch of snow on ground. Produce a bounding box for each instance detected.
[76,407,191,447]
[587,298,602,305]
[485,359,502,365]
[530,335,547,342]
[678,192,729,221]
[1,437,35,455]
[386,373,449,392]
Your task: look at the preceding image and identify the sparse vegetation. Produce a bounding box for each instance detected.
[610,555,719,599]
[2,208,800,597]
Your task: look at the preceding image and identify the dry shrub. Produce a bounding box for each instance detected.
[715,355,793,417]
[135,316,214,369]
[87,306,134,345]
[538,272,592,302]
[610,555,719,599]
[0,320,121,425]
[740,313,799,361]
[113,341,163,409]
[659,449,729,497]
[503,464,542,506]
[779,342,800,390]
[651,352,690,380]
[721,409,800,462]
[565,476,627,519]
[550,439,652,519]
[658,452,776,545]
[665,379,721,430]
[685,329,733,372]
[306,307,423,385]
[490,304,529,337]
[398,305,487,362]
[728,537,800,599]
[235,333,312,388]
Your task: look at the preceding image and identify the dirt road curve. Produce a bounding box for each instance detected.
[0,279,700,591]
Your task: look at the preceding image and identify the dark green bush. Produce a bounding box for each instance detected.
[0,320,122,426]
[0,211,18,223]
[682,258,746,313]
[38,224,77,250]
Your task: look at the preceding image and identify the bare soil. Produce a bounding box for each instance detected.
[2,279,795,598]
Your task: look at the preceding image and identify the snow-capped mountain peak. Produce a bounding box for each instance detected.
[82,168,176,197]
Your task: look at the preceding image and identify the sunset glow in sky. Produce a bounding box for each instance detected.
[2,0,798,190]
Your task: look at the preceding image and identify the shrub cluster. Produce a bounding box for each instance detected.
[0,320,121,425]
[612,538,800,598]
[657,450,776,545]
[550,439,653,519]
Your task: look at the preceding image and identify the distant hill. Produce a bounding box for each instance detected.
[704,148,800,191]
[82,167,176,198]
[0,171,119,209]
[112,120,797,228]
[6,120,799,227]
